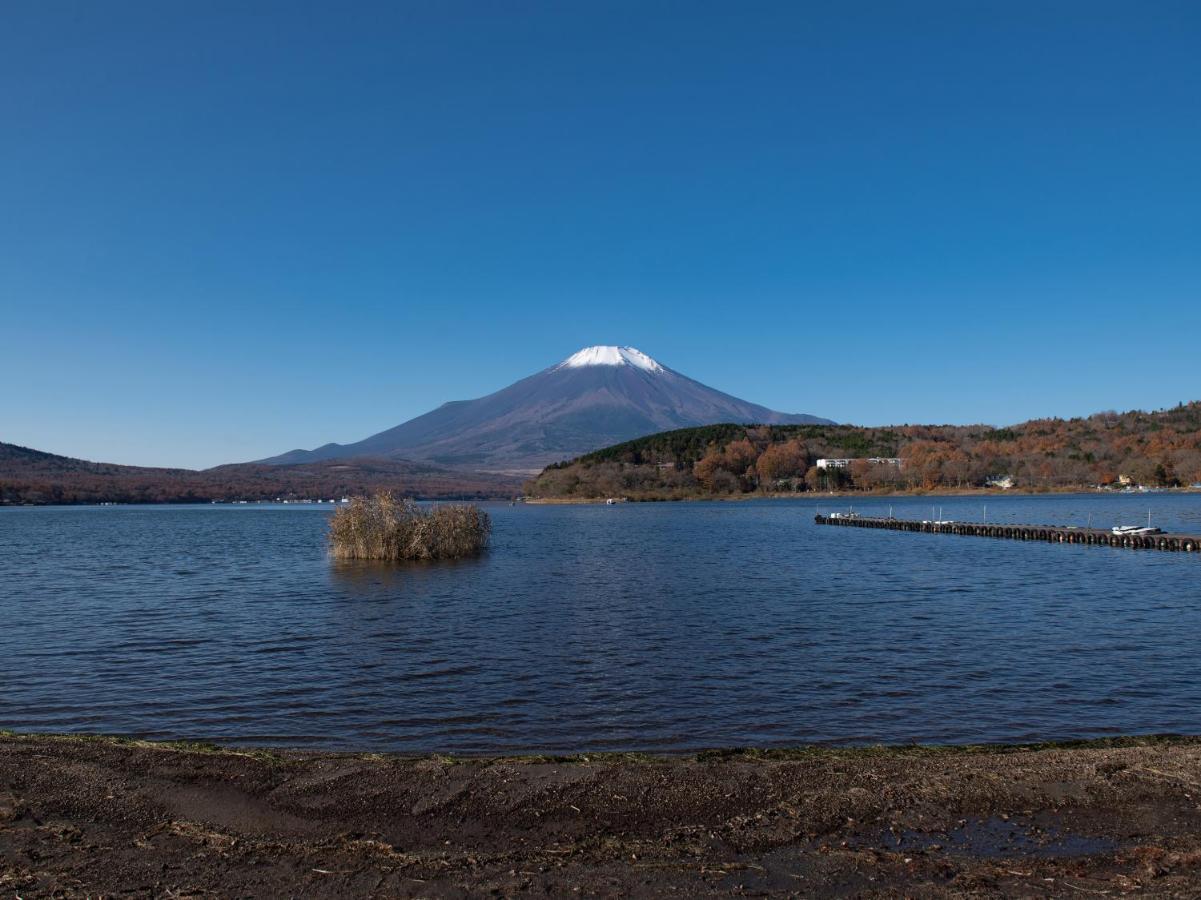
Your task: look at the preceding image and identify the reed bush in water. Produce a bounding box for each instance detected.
[328,492,491,560]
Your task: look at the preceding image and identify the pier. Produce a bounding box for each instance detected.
[815,514,1201,552]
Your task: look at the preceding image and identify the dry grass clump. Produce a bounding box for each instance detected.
[328,492,491,561]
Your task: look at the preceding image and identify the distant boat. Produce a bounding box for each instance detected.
[1112,524,1161,535]
[1113,510,1161,536]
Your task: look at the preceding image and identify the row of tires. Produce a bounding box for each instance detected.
[816,517,1198,552]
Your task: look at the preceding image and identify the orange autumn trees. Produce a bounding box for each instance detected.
[524,402,1201,500]
[755,439,810,485]
[694,438,760,491]
[896,440,976,489]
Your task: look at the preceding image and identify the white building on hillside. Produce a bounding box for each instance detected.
[816,457,902,470]
[815,458,851,469]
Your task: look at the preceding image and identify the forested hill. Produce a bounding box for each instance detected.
[0,442,521,505]
[525,403,1201,499]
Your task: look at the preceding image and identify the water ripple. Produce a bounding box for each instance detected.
[2,495,1200,753]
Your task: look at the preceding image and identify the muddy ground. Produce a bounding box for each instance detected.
[3,734,1201,897]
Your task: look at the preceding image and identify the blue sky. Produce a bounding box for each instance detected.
[2,1,1199,468]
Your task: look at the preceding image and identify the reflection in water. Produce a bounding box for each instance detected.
[1,494,1200,753]
[329,555,487,594]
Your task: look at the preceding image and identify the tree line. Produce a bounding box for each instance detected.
[526,402,1201,499]
[0,442,521,505]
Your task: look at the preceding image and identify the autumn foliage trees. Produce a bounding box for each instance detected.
[694,438,761,491]
[0,442,522,505]
[526,402,1201,500]
[691,437,815,491]
[755,439,810,483]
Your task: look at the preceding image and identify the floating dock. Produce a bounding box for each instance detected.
[814,515,1201,552]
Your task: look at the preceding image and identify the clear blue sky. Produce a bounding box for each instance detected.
[3,1,1198,468]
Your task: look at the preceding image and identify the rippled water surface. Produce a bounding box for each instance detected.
[3,494,1201,753]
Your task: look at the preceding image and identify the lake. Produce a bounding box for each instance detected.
[2,494,1200,754]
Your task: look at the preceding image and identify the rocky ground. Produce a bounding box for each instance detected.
[3,733,1201,897]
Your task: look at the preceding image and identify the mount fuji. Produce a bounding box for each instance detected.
[259,346,832,472]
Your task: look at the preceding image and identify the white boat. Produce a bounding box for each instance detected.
[1113,511,1161,536]
[1112,524,1161,536]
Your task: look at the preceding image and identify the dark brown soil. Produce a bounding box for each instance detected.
[4,733,1201,897]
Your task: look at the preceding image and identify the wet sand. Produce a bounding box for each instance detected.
[3,733,1201,897]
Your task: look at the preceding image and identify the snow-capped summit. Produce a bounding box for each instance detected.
[259,345,832,471]
[557,345,664,373]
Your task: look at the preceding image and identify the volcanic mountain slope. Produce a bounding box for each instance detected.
[261,346,832,472]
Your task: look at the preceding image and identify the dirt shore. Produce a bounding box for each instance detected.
[4,734,1201,897]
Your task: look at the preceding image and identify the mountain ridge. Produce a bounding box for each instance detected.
[0,441,521,505]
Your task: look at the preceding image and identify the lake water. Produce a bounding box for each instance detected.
[2,494,1200,754]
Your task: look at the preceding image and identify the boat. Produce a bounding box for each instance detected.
[1112,524,1162,536]
[1113,511,1161,536]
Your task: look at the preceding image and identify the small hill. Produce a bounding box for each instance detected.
[258,345,831,472]
[0,442,521,505]
[525,403,1201,499]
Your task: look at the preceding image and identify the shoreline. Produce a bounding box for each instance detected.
[5,731,1201,896]
[4,487,1197,509]
[525,486,1201,504]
